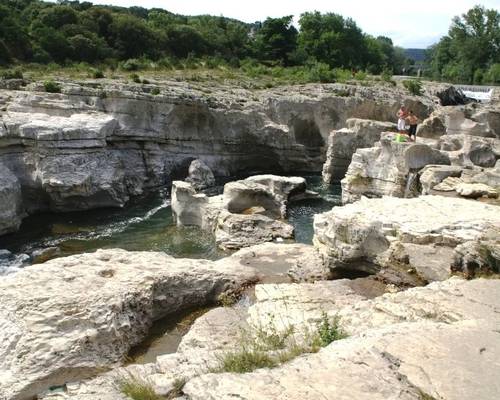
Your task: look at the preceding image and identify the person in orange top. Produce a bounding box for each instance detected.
[406,110,419,141]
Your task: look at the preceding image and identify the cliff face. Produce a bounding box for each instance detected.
[0,81,432,233]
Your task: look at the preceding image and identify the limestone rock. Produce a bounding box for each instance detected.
[215,211,294,251]
[435,86,471,106]
[416,110,446,139]
[0,249,258,400]
[185,159,215,190]
[322,118,395,183]
[223,180,285,219]
[0,82,435,233]
[341,133,450,203]
[432,176,463,191]
[220,242,329,283]
[438,134,500,167]
[172,175,305,250]
[184,278,500,400]
[469,159,500,188]
[419,164,464,194]
[456,182,498,198]
[452,226,500,277]
[171,181,222,230]
[313,195,500,281]
[0,162,23,235]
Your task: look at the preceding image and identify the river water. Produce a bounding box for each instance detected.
[0,176,341,274]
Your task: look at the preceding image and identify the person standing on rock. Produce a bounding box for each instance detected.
[397,106,408,134]
[406,110,419,141]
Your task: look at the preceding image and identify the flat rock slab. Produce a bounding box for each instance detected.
[183,278,500,400]
[0,249,258,400]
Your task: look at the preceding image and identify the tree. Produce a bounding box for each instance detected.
[0,4,32,62]
[427,5,500,83]
[298,11,366,69]
[253,16,298,66]
[109,14,157,59]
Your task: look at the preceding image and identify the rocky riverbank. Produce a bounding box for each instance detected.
[0,80,432,234]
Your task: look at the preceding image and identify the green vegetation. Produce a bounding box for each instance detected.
[402,79,423,96]
[427,5,500,84]
[43,79,61,93]
[1,68,23,79]
[217,347,278,373]
[0,0,411,81]
[315,312,348,347]
[115,375,162,400]
[215,313,348,374]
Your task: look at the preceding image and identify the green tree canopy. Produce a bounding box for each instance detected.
[428,5,500,83]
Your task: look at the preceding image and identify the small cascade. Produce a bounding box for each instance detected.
[404,170,419,198]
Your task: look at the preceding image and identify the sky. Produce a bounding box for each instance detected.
[69,0,500,48]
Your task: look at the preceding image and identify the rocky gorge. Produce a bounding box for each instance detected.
[0,78,499,400]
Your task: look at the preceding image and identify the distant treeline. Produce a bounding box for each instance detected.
[0,0,412,74]
[426,5,499,85]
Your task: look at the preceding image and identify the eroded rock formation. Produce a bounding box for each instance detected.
[313,195,500,281]
[172,175,306,249]
[0,249,258,400]
[0,82,432,234]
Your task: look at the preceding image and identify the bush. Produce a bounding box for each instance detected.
[1,69,23,80]
[141,78,150,84]
[43,80,62,93]
[333,68,353,83]
[484,64,500,84]
[151,87,160,95]
[130,73,141,83]
[121,58,142,71]
[115,375,162,400]
[402,79,423,96]
[354,71,367,81]
[307,62,336,83]
[381,68,393,82]
[93,69,105,79]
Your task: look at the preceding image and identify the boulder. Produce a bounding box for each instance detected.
[341,133,450,203]
[0,162,23,235]
[419,164,464,194]
[416,110,446,139]
[432,176,463,191]
[455,182,498,198]
[452,226,500,277]
[223,180,285,219]
[215,211,294,251]
[322,118,395,183]
[185,159,215,190]
[313,195,500,281]
[435,86,471,106]
[172,175,305,250]
[0,249,258,400]
[171,181,222,230]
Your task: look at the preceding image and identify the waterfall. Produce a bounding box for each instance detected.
[404,171,419,198]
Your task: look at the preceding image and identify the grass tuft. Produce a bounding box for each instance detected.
[217,347,277,373]
[215,312,348,374]
[115,375,162,400]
